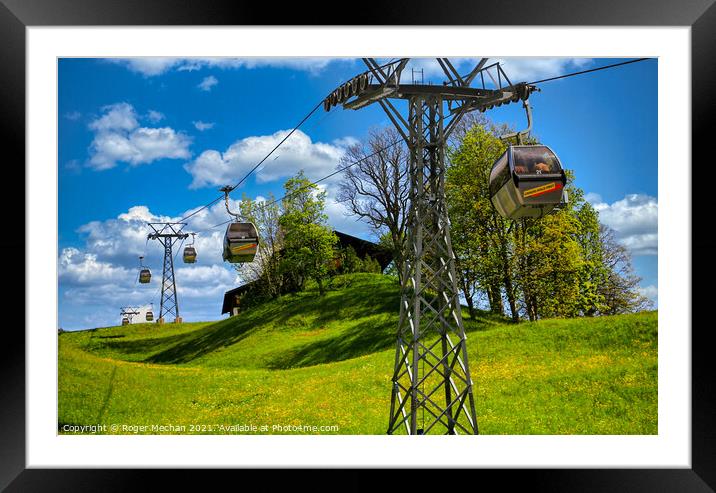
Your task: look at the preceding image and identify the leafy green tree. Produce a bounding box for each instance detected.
[513,211,584,319]
[573,198,609,316]
[361,255,382,274]
[279,171,338,296]
[447,115,649,322]
[337,245,362,274]
[447,123,519,320]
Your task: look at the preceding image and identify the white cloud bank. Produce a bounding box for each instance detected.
[587,193,658,256]
[59,204,242,330]
[59,185,372,329]
[111,57,592,84]
[184,129,348,189]
[370,57,593,85]
[113,57,341,77]
[87,103,191,170]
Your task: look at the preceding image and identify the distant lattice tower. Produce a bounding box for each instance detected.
[147,222,188,324]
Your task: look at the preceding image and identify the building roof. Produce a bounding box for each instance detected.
[334,230,393,270]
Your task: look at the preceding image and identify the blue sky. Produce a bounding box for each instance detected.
[58,57,658,330]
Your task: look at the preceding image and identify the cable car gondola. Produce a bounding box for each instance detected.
[183,233,197,264]
[146,304,154,322]
[122,317,129,326]
[138,256,151,284]
[489,99,567,220]
[489,145,566,220]
[219,186,259,264]
[223,222,259,263]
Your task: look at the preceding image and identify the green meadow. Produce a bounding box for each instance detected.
[58,273,657,435]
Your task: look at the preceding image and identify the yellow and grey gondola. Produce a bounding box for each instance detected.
[223,222,259,263]
[489,145,567,220]
[183,245,197,263]
[183,233,197,263]
[138,256,151,284]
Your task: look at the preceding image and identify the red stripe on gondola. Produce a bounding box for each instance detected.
[528,182,563,198]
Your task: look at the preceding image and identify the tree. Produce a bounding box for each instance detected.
[337,127,409,283]
[596,225,653,314]
[446,122,519,320]
[446,114,650,322]
[512,211,585,320]
[233,192,283,299]
[279,171,338,296]
[573,198,609,316]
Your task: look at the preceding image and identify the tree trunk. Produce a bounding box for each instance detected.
[488,283,504,315]
[465,295,476,320]
[317,277,325,296]
[527,295,538,322]
[502,273,519,323]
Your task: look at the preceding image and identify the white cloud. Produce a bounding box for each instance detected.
[637,284,658,304]
[87,103,191,170]
[58,184,376,330]
[589,193,658,256]
[370,58,593,86]
[332,136,359,148]
[59,204,245,330]
[59,247,132,286]
[89,102,138,132]
[322,189,373,240]
[193,120,215,131]
[147,110,164,123]
[184,129,345,189]
[111,57,343,77]
[64,110,81,121]
[198,75,218,91]
[584,192,603,204]
[111,57,183,76]
[110,57,591,85]
[181,57,338,74]
[493,57,592,83]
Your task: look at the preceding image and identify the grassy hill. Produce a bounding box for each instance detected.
[58,273,657,434]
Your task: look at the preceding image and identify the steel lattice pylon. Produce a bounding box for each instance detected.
[323,58,536,434]
[148,223,188,323]
[158,236,179,321]
[387,95,477,435]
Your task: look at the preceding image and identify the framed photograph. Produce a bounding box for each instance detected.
[4,0,714,490]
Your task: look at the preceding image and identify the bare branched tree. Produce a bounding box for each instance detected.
[598,225,654,314]
[337,127,410,282]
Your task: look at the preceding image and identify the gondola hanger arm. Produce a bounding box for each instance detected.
[501,98,533,145]
[220,185,243,222]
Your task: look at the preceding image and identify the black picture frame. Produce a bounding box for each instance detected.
[2,0,713,490]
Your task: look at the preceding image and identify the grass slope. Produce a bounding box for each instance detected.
[59,273,657,434]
